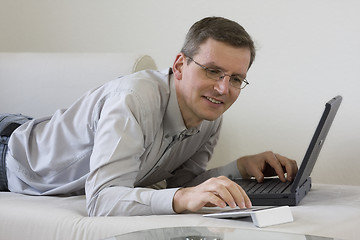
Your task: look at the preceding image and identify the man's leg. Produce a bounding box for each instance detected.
[0,113,33,191]
[0,136,9,191]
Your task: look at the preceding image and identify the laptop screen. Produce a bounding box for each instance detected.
[290,96,342,192]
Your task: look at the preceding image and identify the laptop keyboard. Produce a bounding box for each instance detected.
[237,178,292,194]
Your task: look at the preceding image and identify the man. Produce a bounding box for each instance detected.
[0,17,298,216]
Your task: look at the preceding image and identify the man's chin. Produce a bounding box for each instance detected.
[203,114,223,122]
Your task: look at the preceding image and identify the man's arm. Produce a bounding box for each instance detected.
[87,184,179,216]
[85,87,177,216]
[237,151,298,183]
[173,176,252,213]
[172,151,298,213]
[169,145,297,213]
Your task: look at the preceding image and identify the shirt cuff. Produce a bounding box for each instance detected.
[150,187,180,215]
[216,160,242,179]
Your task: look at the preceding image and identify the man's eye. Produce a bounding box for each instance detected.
[207,69,222,75]
[231,76,243,82]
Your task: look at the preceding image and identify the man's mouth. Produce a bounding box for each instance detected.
[205,96,223,104]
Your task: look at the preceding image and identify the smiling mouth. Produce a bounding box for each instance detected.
[205,96,223,104]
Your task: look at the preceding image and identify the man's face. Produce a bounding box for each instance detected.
[173,38,251,128]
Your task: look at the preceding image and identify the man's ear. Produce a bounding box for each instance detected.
[172,53,186,80]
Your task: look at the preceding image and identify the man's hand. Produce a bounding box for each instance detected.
[237,151,298,183]
[172,176,252,213]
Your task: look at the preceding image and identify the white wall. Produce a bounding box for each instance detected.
[1,0,359,186]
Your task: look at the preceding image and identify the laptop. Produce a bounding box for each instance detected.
[232,95,342,206]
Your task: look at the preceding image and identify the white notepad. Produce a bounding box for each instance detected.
[203,206,294,228]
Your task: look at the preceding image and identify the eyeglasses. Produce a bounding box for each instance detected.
[186,55,249,89]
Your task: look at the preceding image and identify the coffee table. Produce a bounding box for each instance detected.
[103,226,337,240]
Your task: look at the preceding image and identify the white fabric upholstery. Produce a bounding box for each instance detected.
[0,184,359,240]
[0,53,157,117]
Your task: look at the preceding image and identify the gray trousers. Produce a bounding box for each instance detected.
[0,113,32,191]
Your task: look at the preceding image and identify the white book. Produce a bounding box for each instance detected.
[203,206,293,228]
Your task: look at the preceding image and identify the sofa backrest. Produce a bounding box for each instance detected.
[0,53,157,117]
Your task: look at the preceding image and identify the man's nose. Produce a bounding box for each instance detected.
[214,75,230,95]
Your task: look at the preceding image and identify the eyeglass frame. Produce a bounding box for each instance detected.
[184,55,249,89]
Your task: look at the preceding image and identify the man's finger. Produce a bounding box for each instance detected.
[275,153,298,181]
[265,152,286,182]
[207,177,251,209]
[235,184,252,208]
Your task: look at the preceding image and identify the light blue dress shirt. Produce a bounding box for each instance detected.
[6,68,241,216]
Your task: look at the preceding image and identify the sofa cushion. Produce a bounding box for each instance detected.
[0,53,157,117]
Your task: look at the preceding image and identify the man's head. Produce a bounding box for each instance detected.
[181,16,255,69]
[173,17,255,128]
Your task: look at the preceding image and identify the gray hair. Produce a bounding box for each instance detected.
[181,17,256,69]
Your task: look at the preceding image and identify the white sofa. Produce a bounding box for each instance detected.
[1,53,359,240]
[0,52,157,117]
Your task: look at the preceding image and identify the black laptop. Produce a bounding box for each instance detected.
[233,95,342,206]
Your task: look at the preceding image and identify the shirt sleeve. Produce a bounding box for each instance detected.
[88,185,180,216]
[85,88,177,216]
[167,158,242,189]
[190,160,242,186]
